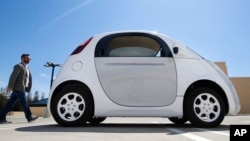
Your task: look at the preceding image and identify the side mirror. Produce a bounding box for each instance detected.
[173,47,179,54]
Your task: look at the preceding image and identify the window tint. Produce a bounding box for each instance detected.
[108,36,161,57]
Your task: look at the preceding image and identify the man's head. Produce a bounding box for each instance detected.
[21,54,31,64]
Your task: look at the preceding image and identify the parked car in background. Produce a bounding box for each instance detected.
[47,30,240,127]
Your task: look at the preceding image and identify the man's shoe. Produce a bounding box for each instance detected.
[0,119,12,124]
[28,115,38,122]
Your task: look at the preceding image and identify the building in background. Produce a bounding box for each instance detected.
[215,62,250,114]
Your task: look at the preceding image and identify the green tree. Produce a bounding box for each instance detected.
[41,92,45,100]
[27,92,32,105]
[0,93,7,108]
[33,91,40,102]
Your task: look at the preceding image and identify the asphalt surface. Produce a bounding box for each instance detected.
[0,115,249,141]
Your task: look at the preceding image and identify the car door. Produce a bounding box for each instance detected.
[94,33,177,107]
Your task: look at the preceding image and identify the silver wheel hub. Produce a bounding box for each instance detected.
[57,93,85,121]
[193,93,220,122]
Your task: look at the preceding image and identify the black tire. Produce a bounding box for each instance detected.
[88,117,106,124]
[51,84,93,127]
[185,87,226,128]
[168,117,188,124]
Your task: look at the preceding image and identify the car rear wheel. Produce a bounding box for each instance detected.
[51,84,93,127]
[185,87,226,127]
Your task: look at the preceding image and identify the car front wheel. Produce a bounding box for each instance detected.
[185,87,226,128]
[51,84,93,127]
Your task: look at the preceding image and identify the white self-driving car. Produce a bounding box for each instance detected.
[47,30,240,127]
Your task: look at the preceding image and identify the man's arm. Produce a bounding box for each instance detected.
[7,64,21,92]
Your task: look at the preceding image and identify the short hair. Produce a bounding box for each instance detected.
[21,54,30,59]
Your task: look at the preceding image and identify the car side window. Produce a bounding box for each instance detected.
[95,33,172,57]
[108,36,160,57]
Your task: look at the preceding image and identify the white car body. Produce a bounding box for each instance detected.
[47,30,240,127]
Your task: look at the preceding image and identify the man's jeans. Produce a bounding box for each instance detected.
[0,90,32,121]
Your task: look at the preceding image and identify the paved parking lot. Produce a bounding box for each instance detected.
[0,115,249,141]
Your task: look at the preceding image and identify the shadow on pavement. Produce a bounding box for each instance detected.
[15,123,229,134]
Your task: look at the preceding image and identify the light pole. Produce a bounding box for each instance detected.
[44,62,61,88]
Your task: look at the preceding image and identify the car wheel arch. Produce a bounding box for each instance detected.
[183,80,229,116]
[50,80,95,116]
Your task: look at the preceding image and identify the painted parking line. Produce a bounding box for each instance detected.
[168,128,212,141]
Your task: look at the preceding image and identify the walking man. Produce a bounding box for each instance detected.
[0,54,38,123]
